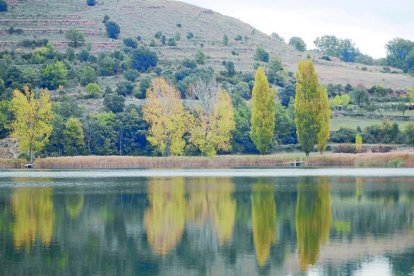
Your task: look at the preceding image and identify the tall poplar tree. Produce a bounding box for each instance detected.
[294,60,326,156]
[10,87,54,163]
[316,85,331,153]
[250,67,276,154]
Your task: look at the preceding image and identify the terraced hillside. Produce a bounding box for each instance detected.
[1,0,413,89]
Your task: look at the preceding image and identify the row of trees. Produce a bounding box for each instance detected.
[8,59,333,160]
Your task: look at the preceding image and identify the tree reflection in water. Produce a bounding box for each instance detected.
[296,177,332,271]
[11,187,54,252]
[144,177,186,255]
[251,183,276,267]
[186,177,236,245]
[65,192,84,219]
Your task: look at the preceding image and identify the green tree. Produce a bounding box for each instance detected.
[386,38,414,72]
[86,0,96,6]
[405,124,414,146]
[79,65,97,86]
[250,67,276,154]
[0,0,7,12]
[0,100,11,138]
[65,29,85,48]
[10,87,54,163]
[195,49,206,64]
[104,93,125,113]
[289,36,306,52]
[351,87,369,107]
[85,83,101,98]
[41,61,67,90]
[131,47,158,72]
[105,21,120,39]
[317,85,331,154]
[63,117,84,156]
[223,34,229,46]
[411,87,414,102]
[294,59,320,156]
[255,47,269,62]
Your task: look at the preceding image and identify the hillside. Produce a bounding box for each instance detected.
[1,0,413,89]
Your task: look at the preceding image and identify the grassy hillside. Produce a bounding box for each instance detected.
[1,0,413,89]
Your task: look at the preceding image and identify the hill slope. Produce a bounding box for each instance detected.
[0,0,413,89]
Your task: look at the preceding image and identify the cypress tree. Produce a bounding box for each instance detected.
[250,67,276,154]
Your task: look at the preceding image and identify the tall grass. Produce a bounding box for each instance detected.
[32,152,414,169]
[0,159,27,169]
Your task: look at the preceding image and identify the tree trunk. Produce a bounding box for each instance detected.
[29,144,33,164]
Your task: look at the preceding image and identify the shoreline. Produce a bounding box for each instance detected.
[2,151,413,169]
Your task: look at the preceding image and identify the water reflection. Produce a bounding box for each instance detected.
[0,175,413,275]
[144,177,186,255]
[296,177,332,271]
[251,183,276,267]
[11,188,54,251]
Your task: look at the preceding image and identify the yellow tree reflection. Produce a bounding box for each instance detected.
[356,177,363,201]
[186,178,236,245]
[11,188,54,251]
[251,183,276,267]
[296,177,332,271]
[144,177,186,255]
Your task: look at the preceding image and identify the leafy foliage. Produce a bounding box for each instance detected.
[10,87,54,162]
[105,21,120,39]
[289,37,306,52]
[65,29,85,48]
[255,47,269,63]
[41,61,67,90]
[63,117,85,156]
[250,67,275,154]
[131,47,158,72]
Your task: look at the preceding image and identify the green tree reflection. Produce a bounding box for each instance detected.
[144,177,186,255]
[251,183,276,267]
[296,177,332,271]
[65,193,84,219]
[11,188,54,252]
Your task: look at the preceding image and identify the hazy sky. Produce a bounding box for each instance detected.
[180,0,414,58]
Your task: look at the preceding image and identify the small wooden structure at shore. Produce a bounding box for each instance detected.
[289,160,305,167]
[23,163,35,169]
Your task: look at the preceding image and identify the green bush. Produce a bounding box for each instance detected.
[0,1,7,12]
[105,21,120,39]
[85,83,101,98]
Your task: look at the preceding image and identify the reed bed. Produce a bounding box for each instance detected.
[0,159,27,169]
[32,151,414,169]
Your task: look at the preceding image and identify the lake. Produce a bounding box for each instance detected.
[0,169,413,275]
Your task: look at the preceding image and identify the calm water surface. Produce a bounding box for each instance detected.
[0,169,413,275]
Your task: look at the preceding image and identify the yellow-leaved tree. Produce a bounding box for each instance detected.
[10,87,54,163]
[188,80,235,156]
[250,67,276,154]
[143,78,186,156]
[317,85,331,153]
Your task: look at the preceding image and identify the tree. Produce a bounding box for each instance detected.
[143,78,186,156]
[195,49,206,64]
[0,100,11,138]
[250,67,276,154]
[289,36,306,52]
[86,0,96,6]
[123,38,137,49]
[255,47,269,63]
[351,87,369,107]
[0,0,7,12]
[355,133,363,152]
[188,80,235,156]
[79,65,97,86]
[223,34,229,46]
[105,21,120,39]
[65,29,85,48]
[411,87,414,102]
[131,47,158,72]
[85,83,101,98]
[386,38,414,72]
[63,117,84,156]
[316,86,330,154]
[104,93,125,113]
[10,87,54,163]
[294,59,320,156]
[405,124,414,146]
[314,35,361,62]
[41,61,67,90]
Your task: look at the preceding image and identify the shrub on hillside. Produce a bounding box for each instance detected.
[105,21,120,39]
[123,38,138,49]
[85,83,101,98]
[79,65,97,86]
[255,47,269,62]
[131,47,158,72]
[104,93,125,113]
[0,0,7,12]
[86,0,96,6]
[333,144,357,154]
